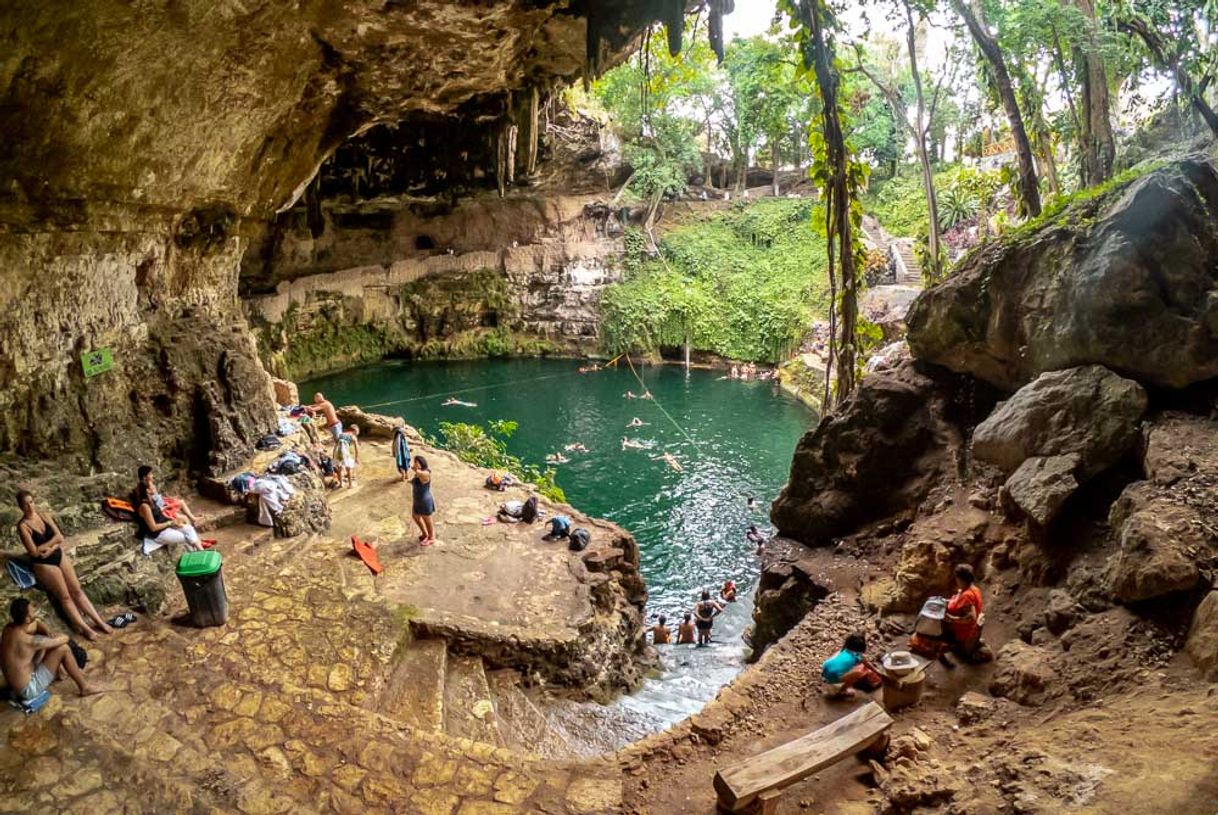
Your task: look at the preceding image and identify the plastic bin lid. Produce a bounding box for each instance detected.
[176,550,222,577]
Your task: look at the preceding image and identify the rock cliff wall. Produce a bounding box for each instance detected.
[242,192,628,380]
[0,0,689,489]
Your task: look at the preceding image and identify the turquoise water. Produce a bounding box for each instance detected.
[304,357,815,732]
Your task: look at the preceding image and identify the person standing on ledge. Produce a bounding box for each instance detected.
[693,590,723,647]
[306,392,342,440]
[2,598,107,699]
[408,455,437,547]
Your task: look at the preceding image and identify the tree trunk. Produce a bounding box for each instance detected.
[1037,128,1060,196]
[772,141,781,196]
[1119,17,1218,137]
[904,0,942,280]
[1073,0,1115,185]
[951,0,1042,217]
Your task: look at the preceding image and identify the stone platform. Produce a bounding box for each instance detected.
[0,427,644,813]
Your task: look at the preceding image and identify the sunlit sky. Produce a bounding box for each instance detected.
[724,0,776,39]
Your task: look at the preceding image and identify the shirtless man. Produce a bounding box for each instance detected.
[1,598,105,700]
[676,612,696,644]
[651,615,672,645]
[307,392,342,440]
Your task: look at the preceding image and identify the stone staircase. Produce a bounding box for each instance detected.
[891,239,922,284]
[378,636,575,758]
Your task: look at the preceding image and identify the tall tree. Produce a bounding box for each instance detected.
[781,0,866,407]
[950,0,1043,217]
[1073,0,1116,184]
[1113,0,1218,137]
[854,2,957,280]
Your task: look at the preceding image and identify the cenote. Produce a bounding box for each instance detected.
[304,357,816,732]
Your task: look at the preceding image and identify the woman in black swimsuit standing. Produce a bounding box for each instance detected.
[14,490,113,641]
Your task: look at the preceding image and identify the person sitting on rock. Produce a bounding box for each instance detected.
[693,590,723,646]
[651,615,672,645]
[1,598,106,700]
[677,612,696,645]
[135,467,203,554]
[944,564,990,662]
[134,465,199,528]
[821,632,882,698]
[14,491,113,641]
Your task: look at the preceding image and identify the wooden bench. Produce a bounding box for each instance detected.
[713,701,894,813]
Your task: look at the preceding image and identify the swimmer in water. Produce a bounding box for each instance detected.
[442,397,477,407]
[564,442,588,453]
[624,391,639,399]
[627,417,647,428]
[746,525,766,551]
[720,580,738,603]
[545,453,570,465]
[652,452,683,472]
[621,437,647,451]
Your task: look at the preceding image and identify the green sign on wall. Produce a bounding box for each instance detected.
[81,347,114,378]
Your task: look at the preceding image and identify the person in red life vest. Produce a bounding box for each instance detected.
[944,564,990,661]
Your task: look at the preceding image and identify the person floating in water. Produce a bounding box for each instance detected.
[621,437,647,450]
[652,452,683,472]
[651,615,672,645]
[693,590,723,646]
[564,443,588,453]
[442,397,477,407]
[746,495,757,509]
[578,363,601,373]
[624,391,639,399]
[640,390,654,400]
[677,612,696,644]
[746,524,767,551]
[545,452,570,465]
[627,417,647,428]
[720,580,737,603]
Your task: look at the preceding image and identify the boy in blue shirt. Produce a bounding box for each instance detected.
[822,632,882,697]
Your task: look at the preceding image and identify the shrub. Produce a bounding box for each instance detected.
[431,420,565,503]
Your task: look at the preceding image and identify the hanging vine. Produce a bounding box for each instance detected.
[779,0,869,409]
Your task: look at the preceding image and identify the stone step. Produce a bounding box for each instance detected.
[443,654,502,746]
[486,669,573,759]
[378,637,448,733]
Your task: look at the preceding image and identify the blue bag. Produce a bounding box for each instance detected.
[6,559,36,590]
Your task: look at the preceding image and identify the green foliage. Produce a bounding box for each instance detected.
[431,420,566,503]
[937,187,979,229]
[867,164,1002,238]
[601,198,830,363]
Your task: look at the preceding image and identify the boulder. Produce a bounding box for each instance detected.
[271,378,299,407]
[749,549,832,657]
[972,366,1146,478]
[907,158,1218,390]
[268,471,332,538]
[771,361,963,544]
[1105,482,1203,603]
[1001,454,1080,526]
[989,641,1056,706]
[954,691,996,724]
[335,406,422,443]
[1185,591,1218,680]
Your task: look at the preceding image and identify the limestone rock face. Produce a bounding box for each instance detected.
[771,361,960,545]
[907,159,1218,390]
[270,471,332,539]
[748,545,832,657]
[0,0,676,482]
[1185,591,1218,680]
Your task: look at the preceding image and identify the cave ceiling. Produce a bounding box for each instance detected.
[0,0,699,225]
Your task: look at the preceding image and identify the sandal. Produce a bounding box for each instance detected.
[420,539,434,547]
[122,612,137,624]
[199,539,217,550]
[107,615,129,629]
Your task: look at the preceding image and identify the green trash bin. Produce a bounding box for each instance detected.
[176,550,229,627]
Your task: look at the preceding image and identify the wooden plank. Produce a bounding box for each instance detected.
[713,702,893,812]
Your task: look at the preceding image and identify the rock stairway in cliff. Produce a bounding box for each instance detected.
[379,636,576,758]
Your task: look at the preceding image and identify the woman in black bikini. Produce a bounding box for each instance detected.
[14,491,113,641]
